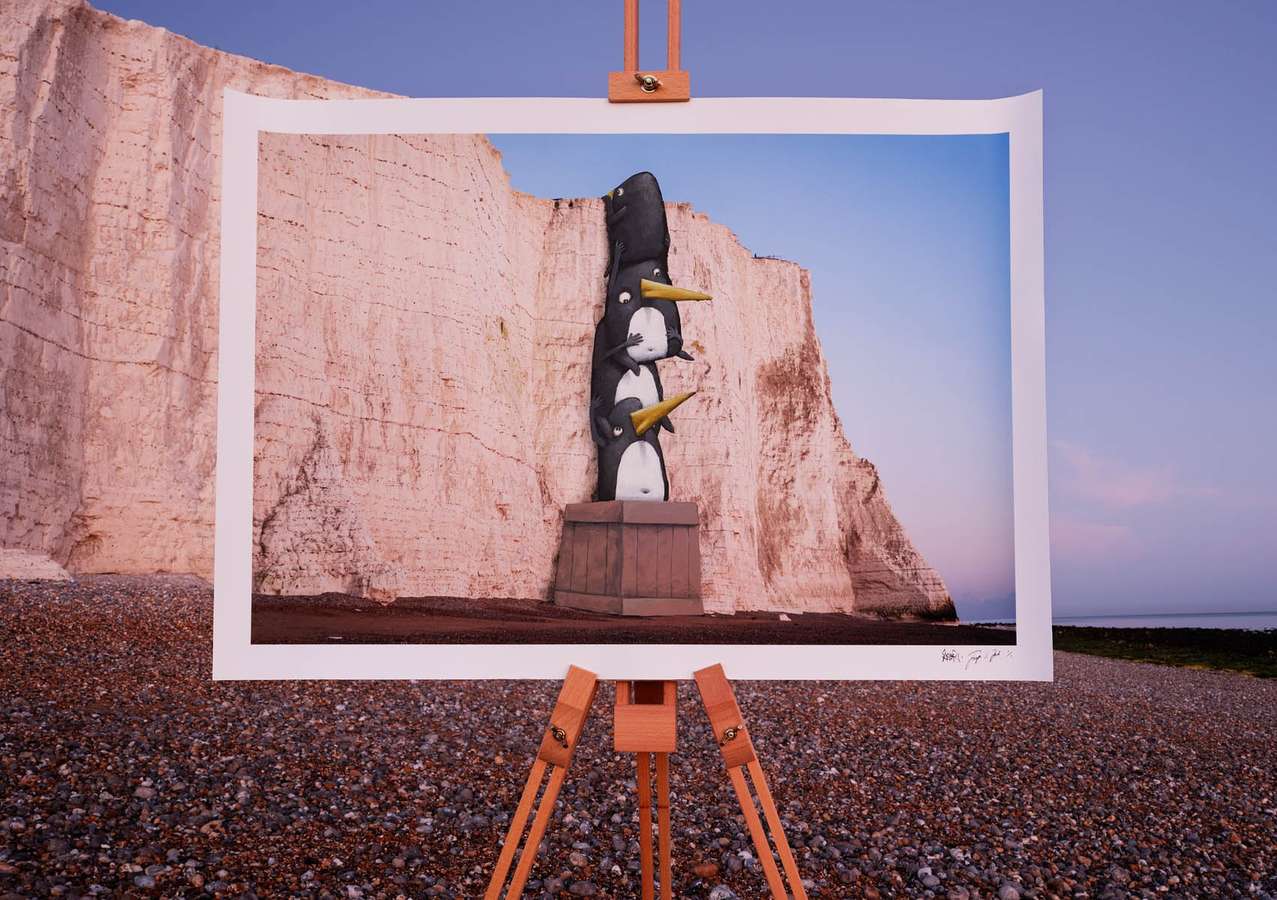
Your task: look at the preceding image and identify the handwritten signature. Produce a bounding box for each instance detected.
[940,647,1014,670]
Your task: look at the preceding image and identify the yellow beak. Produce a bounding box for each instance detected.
[631,391,695,437]
[640,279,712,302]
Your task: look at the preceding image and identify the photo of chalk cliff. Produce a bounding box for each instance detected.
[246,131,1013,645]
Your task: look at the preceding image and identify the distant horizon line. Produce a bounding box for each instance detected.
[1053,610,1277,620]
[964,609,1277,623]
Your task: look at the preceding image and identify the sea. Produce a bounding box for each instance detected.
[1051,611,1277,630]
[966,611,1277,629]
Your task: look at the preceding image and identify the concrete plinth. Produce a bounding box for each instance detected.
[553,501,703,617]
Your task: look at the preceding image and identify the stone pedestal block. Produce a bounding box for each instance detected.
[553,501,703,616]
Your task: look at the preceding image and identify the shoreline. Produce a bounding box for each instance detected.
[1051,624,1277,679]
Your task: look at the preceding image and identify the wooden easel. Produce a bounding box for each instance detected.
[488,8,806,897]
[484,664,807,899]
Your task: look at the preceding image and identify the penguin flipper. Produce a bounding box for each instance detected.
[676,349,695,361]
[605,333,643,374]
[588,397,608,447]
[608,240,625,284]
[649,367,674,431]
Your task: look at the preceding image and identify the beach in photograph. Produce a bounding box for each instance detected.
[250,593,1013,646]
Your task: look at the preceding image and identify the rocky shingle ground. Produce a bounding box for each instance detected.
[2,577,1274,898]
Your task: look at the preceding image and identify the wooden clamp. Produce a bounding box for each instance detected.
[485,665,599,900]
[695,664,809,900]
[615,679,677,752]
[608,0,691,102]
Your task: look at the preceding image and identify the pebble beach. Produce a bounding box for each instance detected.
[3,577,1275,898]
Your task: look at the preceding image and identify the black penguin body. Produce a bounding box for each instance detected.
[596,260,690,373]
[601,173,698,368]
[589,327,672,433]
[593,397,670,502]
[587,171,708,503]
[604,171,670,263]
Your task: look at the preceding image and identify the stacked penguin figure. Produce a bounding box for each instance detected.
[591,172,712,502]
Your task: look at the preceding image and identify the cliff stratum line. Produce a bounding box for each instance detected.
[1,0,954,617]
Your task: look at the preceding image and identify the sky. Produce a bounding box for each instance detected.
[96,0,1277,618]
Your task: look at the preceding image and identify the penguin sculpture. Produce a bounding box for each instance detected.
[590,171,711,502]
[590,348,667,427]
[591,265,711,380]
[593,392,695,502]
[604,171,670,263]
[589,268,708,438]
[598,172,712,375]
[593,172,711,427]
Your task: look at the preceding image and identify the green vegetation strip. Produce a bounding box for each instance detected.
[1054,626,1277,678]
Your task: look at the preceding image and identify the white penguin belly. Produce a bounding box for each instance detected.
[626,307,668,362]
[614,365,659,408]
[614,441,665,501]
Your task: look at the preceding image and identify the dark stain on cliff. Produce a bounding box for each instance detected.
[751,318,828,585]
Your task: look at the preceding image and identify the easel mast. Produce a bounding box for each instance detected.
[608,0,691,102]
[616,680,676,899]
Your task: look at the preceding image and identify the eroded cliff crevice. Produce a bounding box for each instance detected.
[255,418,403,603]
[1,0,954,617]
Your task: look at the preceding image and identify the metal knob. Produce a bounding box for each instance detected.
[634,73,661,93]
[549,725,569,748]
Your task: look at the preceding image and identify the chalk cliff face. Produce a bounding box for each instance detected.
[1,0,954,617]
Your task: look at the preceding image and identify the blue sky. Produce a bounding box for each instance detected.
[98,0,1277,617]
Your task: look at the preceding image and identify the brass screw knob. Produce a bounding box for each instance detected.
[634,73,661,93]
[549,725,569,748]
[720,725,741,745]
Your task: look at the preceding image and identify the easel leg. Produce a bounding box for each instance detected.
[727,766,788,897]
[695,664,808,900]
[634,750,673,900]
[749,759,806,896]
[617,680,678,900]
[655,752,673,900]
[485,758,546,899]
[637,751,655,900]
[508,766,567,896]
[485,666,598,899]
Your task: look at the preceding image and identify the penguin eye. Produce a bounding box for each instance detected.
[618,291,631,304]
[612,426,623,437]
[615,187,624,197]
[653,267,661,276]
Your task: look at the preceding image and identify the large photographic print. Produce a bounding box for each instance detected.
[214,96,1048,679]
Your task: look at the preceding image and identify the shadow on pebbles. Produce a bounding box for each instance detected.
[2,576,1275,898]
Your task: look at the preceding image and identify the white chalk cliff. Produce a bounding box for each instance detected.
[1,0,954,617]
